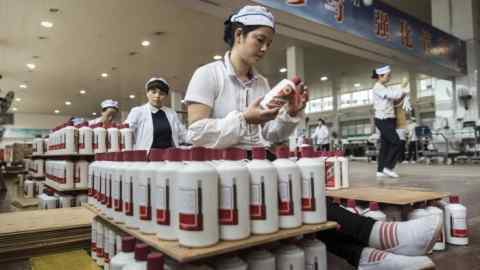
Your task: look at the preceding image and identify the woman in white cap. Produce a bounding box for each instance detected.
[185,6,439,270]
[88,99,119,126]
[125,78,187,150]
[372,65,406,178]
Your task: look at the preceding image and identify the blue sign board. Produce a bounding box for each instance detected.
[254,0,467,74]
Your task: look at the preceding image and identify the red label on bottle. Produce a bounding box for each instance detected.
[325,161,335,187]
[250,182,266,220]
[114,198,122,212]
[302,176,316,211]
[91,242,96,252]
[219,209,238,225]
[219,183,239,225]
[124,201,133,216]
[179,213,203,231]
[278,179,294,216]
[140,205,151,220]
[96,248,104,258]
[450,215,468,237]
[156,209,170,225]
[178,184,203,231]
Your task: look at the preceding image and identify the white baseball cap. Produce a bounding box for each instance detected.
[375,65,391,75]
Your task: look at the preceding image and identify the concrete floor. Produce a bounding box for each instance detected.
[1,162,479,269]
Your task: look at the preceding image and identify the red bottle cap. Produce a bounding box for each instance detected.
[301,146,314,158]
[181,149,192,161]
[347,199,356,208]
[275,146,290,159]
[449,195,460,204]
[204,148,213,161]
[165,148,182,162]
[214,149,223,160]
[191,147,206,161]
[149,149,165,162]
[225,148,246,161]
[122,236,136,252]
[123,151,134,162]
[132,150,148,162]
[369,202,380,211]
[95,153,103,161]
[134,243,150,261]
[123,123,130,128]
[252,147,266,160]
[114,152,124,162]
[291,75,302,85]
[147,252,164,270]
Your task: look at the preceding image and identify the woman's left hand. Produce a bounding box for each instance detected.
[287,84,309,117]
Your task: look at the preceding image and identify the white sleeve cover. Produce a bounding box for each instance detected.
[187,110,248,148]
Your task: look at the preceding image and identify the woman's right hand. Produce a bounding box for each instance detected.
[243,97,281,125]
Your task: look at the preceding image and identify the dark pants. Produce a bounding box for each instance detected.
[407,141,417,161]
[317,144,330,151]
[375,118,401,172]
[398,140,406,163]
[317,202,376,267]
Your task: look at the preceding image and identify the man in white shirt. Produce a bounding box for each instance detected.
[312,118,330,151]
[372,65,406,178]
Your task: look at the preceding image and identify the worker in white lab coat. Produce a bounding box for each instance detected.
[88,99,119,126]
[372,65,407,178]
[185,6,308,159]
[125,77,188,150]
[312,118,330,151]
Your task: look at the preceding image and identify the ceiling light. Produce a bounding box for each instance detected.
[54,109,60,114]
[141,40,151,47]
[279,68,288,73]
[12,107,17,111]
[354,83,361,88]
[19,84,27,89]
[26,63,36,70]
[80,90,87,94]
[321,76,328,81]
[101,73,108,78]
[65,101,72,106]
[92,112,97,116]
[15,98,21,102]
[41,21,53,28]
[213,55,222,60]
[129,94,136,99]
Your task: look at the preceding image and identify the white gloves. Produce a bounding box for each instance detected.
[402,95,412,112]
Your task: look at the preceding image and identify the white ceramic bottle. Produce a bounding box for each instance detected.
[246,147,279,235]
[217,148,251,240]
[110,236,136,270]
[152,148,183,241]
[244,249,275,270]
[300,237,327,270]
[297,146,327,224]
[176,147,219,248]
[273,146,302,229]
[79,122,94,155]
[275,244,305,270]
[445,195,468,245]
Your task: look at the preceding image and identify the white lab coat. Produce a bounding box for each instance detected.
[125,103,188,150]
[312,125,329,145]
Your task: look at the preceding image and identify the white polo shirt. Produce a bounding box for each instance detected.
[185,51,300,149]
[372,82,404,119]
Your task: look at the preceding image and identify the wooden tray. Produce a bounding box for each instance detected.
[327,187,449,205]
[84,204,336,263]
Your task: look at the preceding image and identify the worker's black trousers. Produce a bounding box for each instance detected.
[375,118,401,172]
[317,202,376,267]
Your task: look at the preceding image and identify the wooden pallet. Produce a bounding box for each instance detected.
[326,187,449,205]
[84,204,336,263]
[0,207,94,261]
[11,197,39,209]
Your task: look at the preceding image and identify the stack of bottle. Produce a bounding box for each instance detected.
[29,159,45,178]
[46,121,134,155]
[32,138,46,155]
[37,188,88,209]
[92,218,213,270]
[47,122,79,155]
[46,160,89,189]
[88,146,328,249]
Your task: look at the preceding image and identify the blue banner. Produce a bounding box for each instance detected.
[254,0,467,74]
